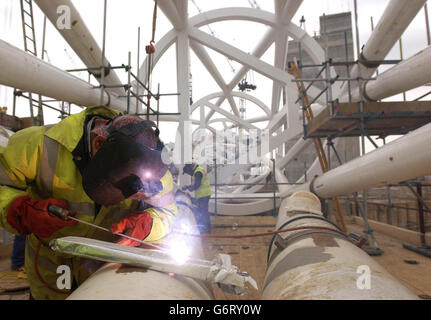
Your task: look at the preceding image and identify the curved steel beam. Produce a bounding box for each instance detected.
[191,91,271,116]
[138,7,336,111]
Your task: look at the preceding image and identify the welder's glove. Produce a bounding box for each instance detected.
[110,211,153,247]
[7,196,77,239]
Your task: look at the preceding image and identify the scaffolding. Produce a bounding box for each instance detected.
[64,0,180,123]
[9,0,78,129]
[5,0,181,133]
[210,158,295,217]
[289,13,380,254]
[18,0,44,126]
[289,13,431,256]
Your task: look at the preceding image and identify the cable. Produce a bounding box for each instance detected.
[173,225,347,239]
[265,215,345,261]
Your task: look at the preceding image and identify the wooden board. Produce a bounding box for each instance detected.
[306,101,431,137]
[0,113,23,131]
[0,258,29,300]
[348,223,431,299]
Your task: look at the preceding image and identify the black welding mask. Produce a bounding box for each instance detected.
[183,164,196,176]
[82,122,168,206]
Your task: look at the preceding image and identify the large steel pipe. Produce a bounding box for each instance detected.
[356,45,431,101]
[67,193,214,300]
[340,0,426,100]
[262,191,418,299]
[34,0,125,98]
[310,122,431,199]
[0,39,126,110]
[280,122,431,199]
[360,0,426,69]
[67,262,214,300]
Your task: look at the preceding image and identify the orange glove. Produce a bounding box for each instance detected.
[7,196,77,239]
[110,211,153,247]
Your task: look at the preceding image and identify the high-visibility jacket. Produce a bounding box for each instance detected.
[0,106,177,300]
[193,166,211,199]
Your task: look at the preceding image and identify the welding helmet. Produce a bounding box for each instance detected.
[82,118,168,206]
[183,163,196,176]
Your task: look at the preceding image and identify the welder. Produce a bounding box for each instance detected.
[182,163,212,234]
[0,106,177,300]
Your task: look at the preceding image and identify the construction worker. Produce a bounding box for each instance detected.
[0,106,177,300]
[182,163,212,234]
[169,164,180,184]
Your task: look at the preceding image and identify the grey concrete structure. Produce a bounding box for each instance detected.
[284,12,360,183]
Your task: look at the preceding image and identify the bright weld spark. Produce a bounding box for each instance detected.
[167,238,191,264]
[167,221,195,264]
[144,171,152,179]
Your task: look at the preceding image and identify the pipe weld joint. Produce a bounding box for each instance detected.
[310,175,324,201]
[104,91,111,107]
[362,81,377,102]
[92,64,112,79]
[359,52,380,69]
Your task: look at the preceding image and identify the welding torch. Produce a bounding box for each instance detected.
[47,204,164,251]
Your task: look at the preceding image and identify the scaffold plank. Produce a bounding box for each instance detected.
[306,101,431,137]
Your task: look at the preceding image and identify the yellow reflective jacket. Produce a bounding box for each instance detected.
[0,106,177,300]
[193,166,211,199]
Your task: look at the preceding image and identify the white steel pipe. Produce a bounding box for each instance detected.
[309,122,431,199]
[67,262,214,300]
[357,45,431,101]
[361,0,426,67]
[262,192,418,299]
[274,166,290,195]
[340,0,426,100]
[280,0,303,24]
[34,0,126,98]
[67,193,214,300]
[0,39,126,110]
[209,198,281,216]
[157,0,186,30]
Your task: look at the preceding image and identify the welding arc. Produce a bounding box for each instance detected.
[66,215,166,251]
[173,225,347,239]
[47,205,166,251]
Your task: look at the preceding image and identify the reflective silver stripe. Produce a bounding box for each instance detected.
[67,202,95,216]
[0,164,14,186]
[40,136,58,194]
[26,242,59,274]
